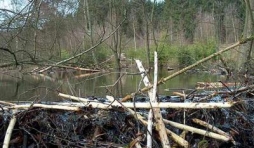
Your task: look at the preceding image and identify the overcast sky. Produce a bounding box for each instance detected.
[0,0,165,11]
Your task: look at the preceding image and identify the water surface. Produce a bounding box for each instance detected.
[0,69,223,101]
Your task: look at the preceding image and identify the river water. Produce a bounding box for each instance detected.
[0,68,223,101]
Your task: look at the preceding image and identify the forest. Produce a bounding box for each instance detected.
[0,0,249,71]
[1,0,254,148]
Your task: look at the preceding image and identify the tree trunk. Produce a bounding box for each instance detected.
[239,0,254,72]
[84,0,98,68]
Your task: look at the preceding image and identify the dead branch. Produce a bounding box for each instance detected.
[3,110,17,148]
[163,119,234,142]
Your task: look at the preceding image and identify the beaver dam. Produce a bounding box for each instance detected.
[1,53,254,148]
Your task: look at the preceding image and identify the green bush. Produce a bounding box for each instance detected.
[177,46,194,68]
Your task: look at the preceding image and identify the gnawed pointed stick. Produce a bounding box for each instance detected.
[106,96,189,148]
[122,36,254,100]
[135,59,170,148]
[163,119,233,142]
[3,110,17,148]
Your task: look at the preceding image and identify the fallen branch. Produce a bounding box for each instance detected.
[59,93,237,109]
[0,100,16,106]
[59,93,99,102]
[74,72,100,78]
[163,119,233,142]
[3,110,17,148]
[192,118,232,139]
[7,104,80,111]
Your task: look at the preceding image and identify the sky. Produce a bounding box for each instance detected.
[0,0,165,12]
[0,0,164,9]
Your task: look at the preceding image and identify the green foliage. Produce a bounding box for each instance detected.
[126,40,216,68]
[126,47,147,61]
[177,47,194,68]
[177,40,217,67]
[60,49,70,60]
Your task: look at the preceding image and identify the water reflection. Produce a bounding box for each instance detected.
[0,69,222,101]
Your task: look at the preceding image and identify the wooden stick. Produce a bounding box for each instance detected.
[104,101,235,108]
[8,104,80,111]
[3,110,17,148]
[0,100,16,106]
[59,93,99,102]
[135,59,170,148]
[60,93,237,109]
[192,118,234,140]
[147,52,158,148]
[74,72,100,78]
[163,119,231,142]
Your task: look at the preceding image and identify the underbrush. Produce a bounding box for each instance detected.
[126,40,217,68]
